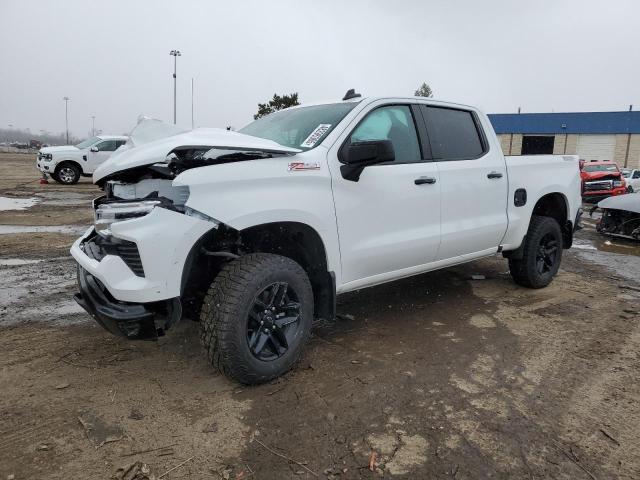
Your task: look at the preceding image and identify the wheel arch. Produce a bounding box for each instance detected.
[180,221,335,322]
[504,192,572,261]
[531,192,572,248]
[54,159,84,175]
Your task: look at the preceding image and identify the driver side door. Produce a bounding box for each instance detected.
[85,140,118,173]
[328,102,441,290]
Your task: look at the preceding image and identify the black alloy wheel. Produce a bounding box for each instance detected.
[535,233,558,275]
[247,282,301,361]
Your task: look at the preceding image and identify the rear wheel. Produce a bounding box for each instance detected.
[509,215,563,289]
[200,253,313,384]
[54,163,81,184]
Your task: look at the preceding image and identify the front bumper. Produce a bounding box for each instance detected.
[36,159,51,172]
[582,188,627,203]
[74,265,180,340]
[70,207,213,303]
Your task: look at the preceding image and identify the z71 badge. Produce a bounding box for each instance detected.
[288,162,321,171]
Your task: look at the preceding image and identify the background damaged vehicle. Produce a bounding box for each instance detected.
[580,159,627,203]
[71,94,582,384]
[596,194,640,241]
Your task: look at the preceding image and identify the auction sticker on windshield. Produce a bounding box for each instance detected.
[300,124,331,148]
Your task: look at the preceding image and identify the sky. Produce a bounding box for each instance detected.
[1,0,639,139]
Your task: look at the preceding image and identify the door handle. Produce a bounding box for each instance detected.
[415,176,436,185]
[487,171,503,179]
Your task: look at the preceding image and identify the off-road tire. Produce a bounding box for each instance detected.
[200,253,313,385]
[54,163,81,184]
[509,215,563,289]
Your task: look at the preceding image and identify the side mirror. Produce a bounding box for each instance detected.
[90,146,99,152]
[339,140,395,181]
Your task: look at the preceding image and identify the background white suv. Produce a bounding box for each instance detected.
[622,168,640,192]
[37,135,128,184]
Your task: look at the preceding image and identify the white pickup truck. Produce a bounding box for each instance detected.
[71,93,582,384]
[37,135,128,184]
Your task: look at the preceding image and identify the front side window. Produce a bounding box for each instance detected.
[96,140,118,152]
[633,170,640,179]
[424,107,485,160]
[348,105,421,163]
[75,136,101,149]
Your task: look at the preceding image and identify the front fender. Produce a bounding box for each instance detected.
[173,154,342,282]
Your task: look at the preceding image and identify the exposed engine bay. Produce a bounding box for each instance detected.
[596,195,640,241]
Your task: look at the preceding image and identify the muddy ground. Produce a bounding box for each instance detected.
[1,152,639,479]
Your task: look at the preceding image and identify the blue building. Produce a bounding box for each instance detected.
[488,111,640,168]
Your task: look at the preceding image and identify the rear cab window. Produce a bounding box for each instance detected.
[420,105,487,161]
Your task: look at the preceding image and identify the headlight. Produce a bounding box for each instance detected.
[613,180,625,187]
[95,200,162,237]
[42,153,52,161]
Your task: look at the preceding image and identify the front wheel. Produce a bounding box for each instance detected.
[54,163,80,184]
[509,215,563,289]
[200,253,313,385]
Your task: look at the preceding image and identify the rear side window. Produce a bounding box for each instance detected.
[423,106,485,160]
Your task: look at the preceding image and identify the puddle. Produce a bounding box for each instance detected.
[35,191,93,207]
[575,248,640,283]
[0,258,43,266]
[585,234,640,256]
[572,239,597,251]
[0,225,87,235]
[40,199,91,206]
[0,196,40,211]
[36,192,91,200]
[0,256,88,326]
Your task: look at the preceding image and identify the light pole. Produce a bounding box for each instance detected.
[169,50,181,124]
[91,116,95,136]
[63,97,70,144]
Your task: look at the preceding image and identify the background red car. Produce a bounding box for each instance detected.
[579,160,627,203]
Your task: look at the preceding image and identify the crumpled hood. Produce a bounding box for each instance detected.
[581,170,621,180]
[93,118,301,182]
[598,193,640,213]
[40,145,78,154]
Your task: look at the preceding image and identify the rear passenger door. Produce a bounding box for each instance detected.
[419,105,508,260]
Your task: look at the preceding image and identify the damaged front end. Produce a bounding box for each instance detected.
[596,195,640,241]
[75,265,182,340]
[74,120,300,341]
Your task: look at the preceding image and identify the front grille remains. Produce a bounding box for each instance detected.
[585,180,613,191]
[83,233,145,277]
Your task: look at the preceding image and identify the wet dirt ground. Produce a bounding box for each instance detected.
[1,152,639,479]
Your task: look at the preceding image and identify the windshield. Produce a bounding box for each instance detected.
[583,164,618,173]
[75,136,101,149]
[240,102,358,150]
